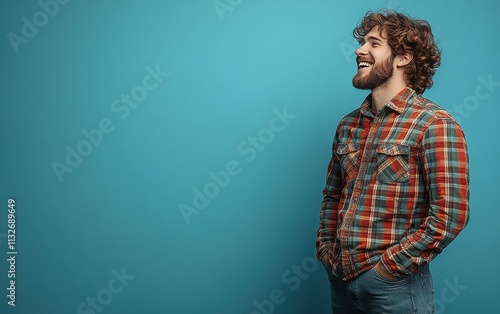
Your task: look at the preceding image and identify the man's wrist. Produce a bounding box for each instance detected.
[375,262,398,280]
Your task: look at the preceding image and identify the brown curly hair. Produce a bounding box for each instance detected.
[353,10,441,94]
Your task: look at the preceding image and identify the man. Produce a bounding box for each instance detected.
[316,10,470,314]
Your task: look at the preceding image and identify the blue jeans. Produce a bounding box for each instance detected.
[325,264,435,313]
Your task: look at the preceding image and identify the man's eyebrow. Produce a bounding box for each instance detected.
[364,35,383,43]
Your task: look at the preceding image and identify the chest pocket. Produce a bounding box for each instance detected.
[336,143,360,182]
[376,144,410,183]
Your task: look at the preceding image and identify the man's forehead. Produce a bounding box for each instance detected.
[364,26,388,41]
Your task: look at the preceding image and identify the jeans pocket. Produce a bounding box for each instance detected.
[376,144,410,183]
[336,143,361,182]
[371,267,408,285]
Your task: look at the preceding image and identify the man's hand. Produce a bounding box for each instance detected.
[374,262,398,280]
[321,254,330,267]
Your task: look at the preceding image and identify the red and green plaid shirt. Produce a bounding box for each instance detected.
[316,87,470,281]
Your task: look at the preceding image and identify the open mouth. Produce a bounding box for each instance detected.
[358,61,373,69]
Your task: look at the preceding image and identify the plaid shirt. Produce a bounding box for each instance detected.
[316,87,470,281]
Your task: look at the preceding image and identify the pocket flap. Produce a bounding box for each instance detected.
[376,144,409,156]
[336,143,360,155]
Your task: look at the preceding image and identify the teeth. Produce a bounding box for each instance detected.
[358,62,373,68]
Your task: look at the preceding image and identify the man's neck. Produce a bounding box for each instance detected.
[371,80,408,112]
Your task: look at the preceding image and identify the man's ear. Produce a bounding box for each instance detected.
[397,51,413,67]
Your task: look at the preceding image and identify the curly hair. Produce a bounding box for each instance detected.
[353,10,441,94]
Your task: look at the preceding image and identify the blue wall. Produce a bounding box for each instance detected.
[1,1,499,313]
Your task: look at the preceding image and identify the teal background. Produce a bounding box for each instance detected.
[1,0,499,313]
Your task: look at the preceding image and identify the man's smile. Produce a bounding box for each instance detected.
[358,61,373,70]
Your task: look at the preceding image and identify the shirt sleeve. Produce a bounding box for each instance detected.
[316,131,344,261]
[380,117,470,276]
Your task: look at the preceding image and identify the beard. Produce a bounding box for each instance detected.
[352,55,395,90]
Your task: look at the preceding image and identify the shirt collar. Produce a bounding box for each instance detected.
[359,87,416,117]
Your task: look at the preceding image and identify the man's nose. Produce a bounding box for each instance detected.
[355,44,368,57]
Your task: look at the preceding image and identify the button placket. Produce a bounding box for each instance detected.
[339,109,384,278]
